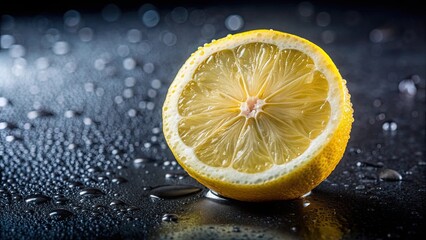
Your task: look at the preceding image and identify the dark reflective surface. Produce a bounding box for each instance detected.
[0,2,425,239]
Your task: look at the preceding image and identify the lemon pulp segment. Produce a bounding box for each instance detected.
[177,43,330,174]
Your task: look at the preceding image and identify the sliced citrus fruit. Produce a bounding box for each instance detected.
[162,29,353,201]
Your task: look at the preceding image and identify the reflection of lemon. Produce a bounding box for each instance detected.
[300,196,347,240]
[163,29,353,201]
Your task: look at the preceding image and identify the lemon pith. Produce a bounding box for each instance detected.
[163,30,353,201]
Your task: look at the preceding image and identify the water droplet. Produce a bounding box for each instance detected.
[25,194,51,204]
[78,27,94,42]
[303,200,310,207]
[69,181,84,188]
[225,15,244,31]
[150,185,202,199]
[382,121,397,131]
[127,29,141,43]
[64,10,81,27]
[379,169,402,181]
[1,34,15,49]
[171,7,188,24]
[398,79,417,96]
[123,88,133,98]
[162,213,178,222]
[124,77,136,87]
[9,44,26,58]
[151,79,162,89]
[27,110,54,120]
[321,30,335,44]
[0,121,16,130]
[102,4,121,22]
[83,117,93,125]
[123,57,136,70]
[316,12,331,27]
[49,209,73,220]
[142,9,160,28]
[356,161,384,168]
[201,24,216,39]
[5,135,15,142]
[35,57,49,70]
[162,31,177,46]
[143,62,155,74]
[111,176,127,184]
[64,110,80,118]
[298,1,314,17]
[110,200,126,206]
[79,188,104,197]
[52,41,70,55]
[355,185,366,190]
[0,97,9,107]
[165,172,187,179]
[117,44,130,57]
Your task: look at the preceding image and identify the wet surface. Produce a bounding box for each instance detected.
[0,1,425,239]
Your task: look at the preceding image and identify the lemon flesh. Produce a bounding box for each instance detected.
[178,43,330,174]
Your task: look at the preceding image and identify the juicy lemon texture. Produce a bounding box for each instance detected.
[163,30,353,201]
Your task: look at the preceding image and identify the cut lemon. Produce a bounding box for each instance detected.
[162,29,353,201]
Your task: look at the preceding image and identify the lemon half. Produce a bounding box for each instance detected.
[162,29,353,201]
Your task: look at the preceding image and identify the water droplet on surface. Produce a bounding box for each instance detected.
[205,190,228,201]
[0,97,9,107]
[162,31,177,46]
[5,135,16,142]
[382,121,397,132]
[124,77,136,87]
[303,200,311,207]
[316,12,331,27]
[79,27,94,42]
[143,62,155,74]
[111,176,128,184]
[142,9,160,28]
[9,44,26,58]
[64,110,80,118]
[69,181,84,188]
[25,194,51,204]
[298,1,314,17]
[117,44,130,57]
[127,29,142,43]
[64,10,81,27]
[321,30,335,44]
[201,24,216,39]
[171,7,188,24]
[83,117,93,125]
[150,185,202,199]
[355,185,366,190]
[79,188,104,197]
[151,79,162,89]
[162,213,178,222]
[52,41,70,55]
[49,209,73,220]
[27,110,54,120]
[110,200,126,206]
[102,4,121,22]
[1,34,15,49]
[225,15,244,31]
[123,57,136,70]
[379,169,402,181]
[356,161,384,168]
[398,79,417,96]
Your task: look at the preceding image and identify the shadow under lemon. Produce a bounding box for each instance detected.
[154,190,348,240]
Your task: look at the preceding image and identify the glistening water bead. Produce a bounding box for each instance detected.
[382,121,397,132]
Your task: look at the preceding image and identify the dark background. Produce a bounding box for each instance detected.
[1,1,425,239]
